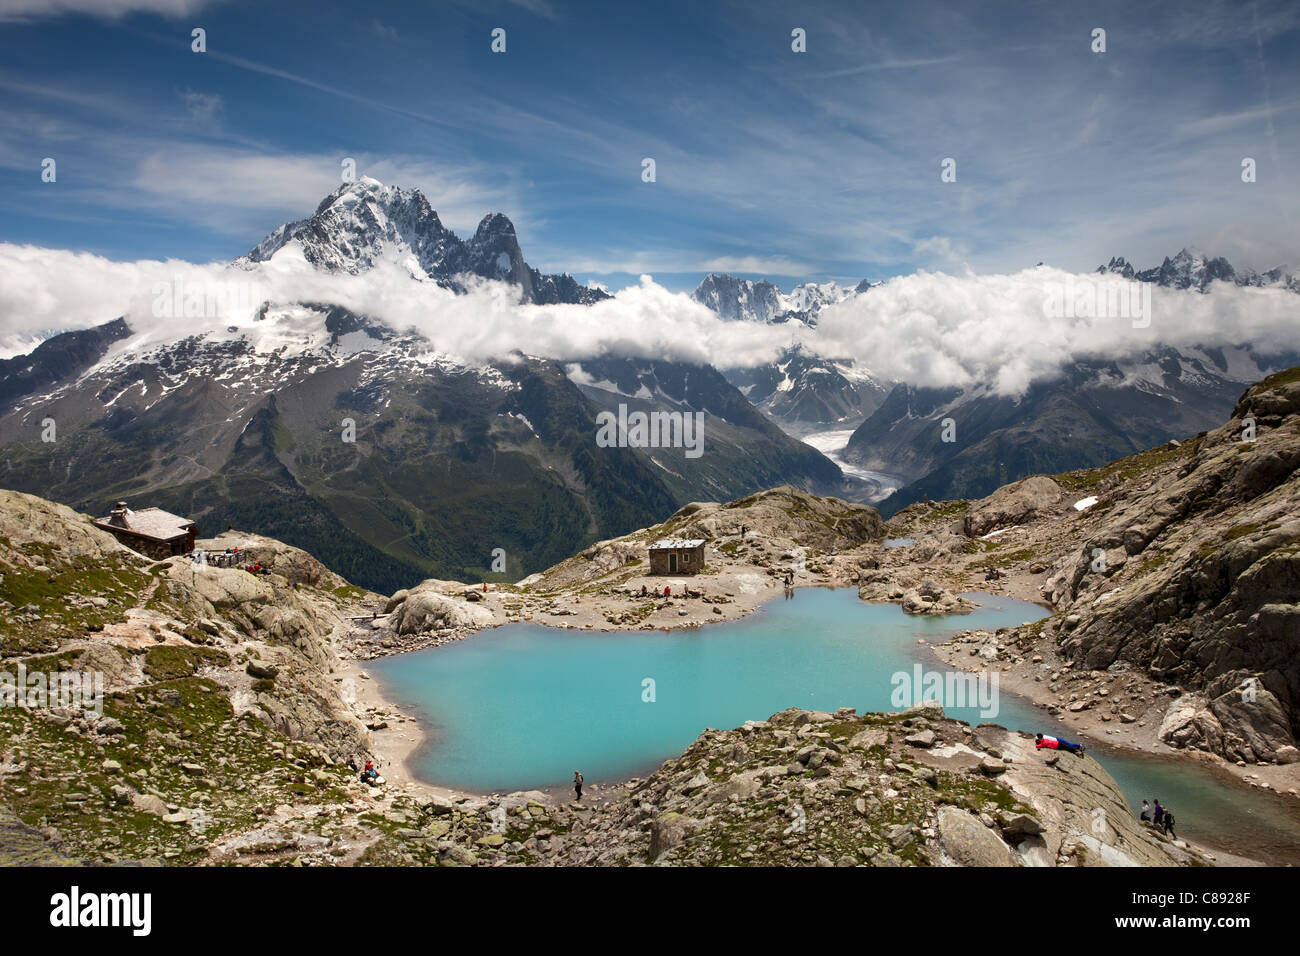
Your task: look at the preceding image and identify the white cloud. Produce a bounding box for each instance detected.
[0,244,216,356]
[0,245,799,369]
[2,246,1295,397]
[812,267,1300,395]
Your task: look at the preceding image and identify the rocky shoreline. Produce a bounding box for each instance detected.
[347,377,1300,859]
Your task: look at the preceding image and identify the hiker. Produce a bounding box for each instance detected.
[640,584,647,597]
[1035,733,1085,756]
[740,524,747,539]
[1153,800,1164,826]
[663,585,670,599]
[1139,799,1151,822]
[483,582,488,592]
[573,770,583,802]
[1162,809,1176,838]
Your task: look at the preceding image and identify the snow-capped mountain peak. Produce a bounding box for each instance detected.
[240,179,606,304]
[691,273,866,325]
[243,179,457,280]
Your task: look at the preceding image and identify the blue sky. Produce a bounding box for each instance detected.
[1,0,1297,292]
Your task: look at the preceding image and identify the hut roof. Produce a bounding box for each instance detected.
[95,506,194,542]
[648,538,705,550]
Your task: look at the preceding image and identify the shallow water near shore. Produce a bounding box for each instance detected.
[371,587,1300,862]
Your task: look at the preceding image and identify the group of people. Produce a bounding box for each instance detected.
[190,546,243,569]
[192,545,267,575]
[1139,799,1177,838]
[1035,736,1181,840]
[984,568,1003,581]
[347,757,382,786]
[638,584,678,599]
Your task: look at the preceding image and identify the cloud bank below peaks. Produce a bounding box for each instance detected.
[1,244,1296,396]
[809,267,1300,396]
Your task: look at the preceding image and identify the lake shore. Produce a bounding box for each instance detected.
[345,576,1295,867]
[338,487,1297,865]
[929,627,1300,802]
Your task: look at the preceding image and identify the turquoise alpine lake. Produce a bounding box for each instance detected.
[370,586,1300,863]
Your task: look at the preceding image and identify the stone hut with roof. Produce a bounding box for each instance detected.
[647,537,706,575]
[93,501,197,560]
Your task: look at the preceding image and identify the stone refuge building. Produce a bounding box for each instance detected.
[93,501,197,560]
[647,537,706,575]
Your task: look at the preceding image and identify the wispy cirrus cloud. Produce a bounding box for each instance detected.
[1,0,1298,287]
[0,0,219,21]
[127,148,525,237]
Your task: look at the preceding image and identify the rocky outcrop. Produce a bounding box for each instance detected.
[936,805,1017,866]
[543,706,1191,867]
[963,476,1065,537]
[0,486,378,867]
[197,531,349,589]
[1039,369,1300,761]
[386,584,496,635]
[0,488,126,559]
[901,579,975,616]
[681,486,885,550]
[526,485,884,595]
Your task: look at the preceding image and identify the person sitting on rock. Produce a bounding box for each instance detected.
[1035,732,1085,756]
[1139,799,1151,822]
[361,761,379,784]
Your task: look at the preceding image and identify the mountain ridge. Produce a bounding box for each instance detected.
[242,177,608,305]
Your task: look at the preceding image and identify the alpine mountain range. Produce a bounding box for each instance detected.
[2,178,1297,591]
